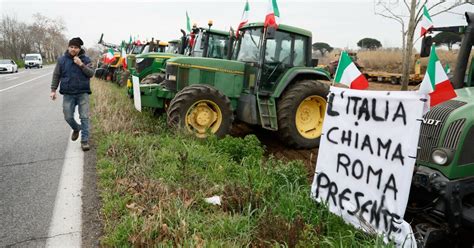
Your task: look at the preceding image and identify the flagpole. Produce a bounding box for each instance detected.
[254,26,268,94]
[332,51,344,87]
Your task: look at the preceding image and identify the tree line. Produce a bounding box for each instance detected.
[0,13,68,63]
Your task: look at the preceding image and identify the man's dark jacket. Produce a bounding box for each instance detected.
[51,49,94,94]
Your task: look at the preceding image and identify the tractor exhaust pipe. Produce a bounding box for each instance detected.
[98,33,104,44]
[179,29,187,55]
[453,12,473,89]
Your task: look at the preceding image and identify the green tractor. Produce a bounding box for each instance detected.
[128,24,233,97]
[118,39,169,87]
[139,22,331,148]
[407,12,474,247]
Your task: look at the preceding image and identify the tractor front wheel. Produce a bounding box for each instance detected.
[167,85,233,138]
[277,80,329,149]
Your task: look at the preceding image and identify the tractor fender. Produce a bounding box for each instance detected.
[272,67,331,98]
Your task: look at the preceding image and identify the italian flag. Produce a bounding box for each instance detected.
[236,0,250,38]
[334,51,369,90]
[264,0,280,29]
[105,48,115,64]
[121,42,127,69]
[186,11,191,33]
[419,45,457,107]
[420,5,433,37]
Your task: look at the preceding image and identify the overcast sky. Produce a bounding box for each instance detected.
[1,0,472,50]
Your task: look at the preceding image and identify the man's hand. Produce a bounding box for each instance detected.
[73,56,84,67]
[50,91,57,101]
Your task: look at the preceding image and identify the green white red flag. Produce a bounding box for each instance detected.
[264,0,280,29]
[105,48,115,64]
[444,63,451,74]
[420,5,433,37]
[236,0,250,37]
[121,42,127,69]
[334,51,369,90]
[418,45,457,107]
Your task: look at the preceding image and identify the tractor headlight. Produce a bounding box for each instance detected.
[136,58,144,64]
[431,148,453,166]
[167,74,176,81]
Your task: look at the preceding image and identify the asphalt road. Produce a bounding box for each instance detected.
[0,65,79,247]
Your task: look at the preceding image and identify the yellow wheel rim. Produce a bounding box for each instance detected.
[295,95,326,139]
[185,100,222,138]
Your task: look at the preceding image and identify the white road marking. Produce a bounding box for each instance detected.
[0,72,52,92]
[45,111,84,247]
[6,77,19,81]
[0,71,25,78]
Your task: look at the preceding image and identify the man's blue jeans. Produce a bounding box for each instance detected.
[63,93,89,142]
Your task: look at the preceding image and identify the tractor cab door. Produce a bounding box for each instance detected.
[206,33,230,59]
[260,31,308,92]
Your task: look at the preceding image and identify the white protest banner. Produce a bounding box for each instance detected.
[132,75,142,112]
[311,87,425,247]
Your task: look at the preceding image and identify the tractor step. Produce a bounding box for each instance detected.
[257,96,278,131]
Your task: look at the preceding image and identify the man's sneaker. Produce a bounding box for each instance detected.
[71,130,80,141]
[81,142,90,151]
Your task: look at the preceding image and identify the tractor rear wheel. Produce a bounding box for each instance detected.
[277,80,329,149]
[167,85,233,138]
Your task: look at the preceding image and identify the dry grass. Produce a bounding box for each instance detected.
[318,48,467,74]
[91,79,164,135]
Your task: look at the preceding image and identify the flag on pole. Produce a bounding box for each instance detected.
[419,45,457,107]
[420,5,433,37]
[264,0,280,29]
[129,35,132,45]
[236,0,250,37]
[186,11,191,32]
[444,63,451,74]
[333,51,369,90]
[121,42,127,69]
[105,48,115,64]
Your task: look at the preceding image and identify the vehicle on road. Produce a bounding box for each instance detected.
[0,59,18,73]
[24,53,43,69]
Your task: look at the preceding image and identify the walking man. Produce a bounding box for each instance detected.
[50,37,94,151]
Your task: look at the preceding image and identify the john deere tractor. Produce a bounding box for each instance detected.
[139,22,331,148]
[407,12,474,247]
[127,24,233,97]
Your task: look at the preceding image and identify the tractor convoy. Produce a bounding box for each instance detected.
[95,12,473,246]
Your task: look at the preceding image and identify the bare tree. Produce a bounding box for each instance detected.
[0,13,67,63]
[374,0,472,90]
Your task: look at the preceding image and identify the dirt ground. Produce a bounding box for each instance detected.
[231,81,418,181]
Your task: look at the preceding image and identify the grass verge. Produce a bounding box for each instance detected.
[90,79,389,247]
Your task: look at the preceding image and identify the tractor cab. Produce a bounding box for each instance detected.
[189,27,231,59]
[233,23,317,94]
[166,40,181,54]
[130,26,231,91]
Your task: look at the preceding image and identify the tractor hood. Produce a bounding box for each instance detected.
[454,87,474,103]
[416,87,474,180]
[166,57,245,74]
[136,52,184,59]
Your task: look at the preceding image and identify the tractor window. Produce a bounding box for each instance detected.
[235,28,263,63]
[264,31,292,67]
[132,45,143,54]
[207,33,229,59]
[166,43,180,54]
[142,45,150,54]
[293,36,307,66]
